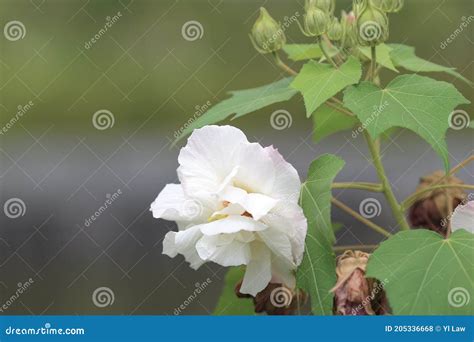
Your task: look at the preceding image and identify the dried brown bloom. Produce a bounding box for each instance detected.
[331,250,390,315]
[235,282,307,315]
[409,171,467,235]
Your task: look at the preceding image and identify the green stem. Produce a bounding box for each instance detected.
[364,131,410,231]
[272,51,297,76]
[325,101,354,117]
[370,46,377,81]
[333,244,378,252]
[331,197,392,238]
[332,182,383,192]
[319,39,338,68]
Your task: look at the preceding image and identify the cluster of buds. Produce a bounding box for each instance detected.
[249,7,286,54]
[408,171,467,236]
[353,0,389,46]
[331,250,390,315]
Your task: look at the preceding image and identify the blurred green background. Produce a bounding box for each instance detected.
[0,0,472,315]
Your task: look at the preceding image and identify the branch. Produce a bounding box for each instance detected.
[331,197,392,238]
[332,182,383,192]
[272,51,297,76]
[401,184,474,209]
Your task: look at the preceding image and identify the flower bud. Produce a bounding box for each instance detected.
[354,0,389,46]
[300,7,329,37]
[408,171,467,236]
[370,0,404,13]
[327,17,343,41]
[250,7,286,54]
[331,250,391,315]
[341,10,357,48]
[305,0,335,16]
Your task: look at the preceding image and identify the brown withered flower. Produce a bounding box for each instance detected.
[235,282,307,315]
[331,250,390,315]
[408,171,467,235]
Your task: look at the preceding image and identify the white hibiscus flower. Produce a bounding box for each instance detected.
[151,125,307,296]
[451,200,473,233]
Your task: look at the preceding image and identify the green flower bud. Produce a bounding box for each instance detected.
[370,0,404,13]
[341,10,357,48]
[250,7,286,54]
[354,0,389,46]
[299,7,329,37]
[305,0,335,16]
[327,17,343,41]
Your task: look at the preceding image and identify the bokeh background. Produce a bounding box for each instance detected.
[0,0,472,315]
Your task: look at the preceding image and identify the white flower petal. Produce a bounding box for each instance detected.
[452,201,474,233]
[261,201,307,265]
[240,243,272,296]
[150,184,187,220]
[162,226,205,269]
[271,256,296,289]
[198,216,267,236]
[177,126,248,199]
[264,146,301,202]
[257,228,294,265]
[196,235,251,266]
[233,143,276,195]
[220,186,278,220]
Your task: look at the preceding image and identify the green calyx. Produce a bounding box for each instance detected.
[299,7,329,37]
[370,0,404,13]
[250,7,286,54]
[305,0,336,16]
[327,17,343,41]
[354,0,389,46]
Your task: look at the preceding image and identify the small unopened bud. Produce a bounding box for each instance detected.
[341,10,357,48]
[370,0,404,13]
[299,7,329,37]
[327,17,343,41]
[408,170,467,236]
[354,0,389,46]
[250,7,286,54]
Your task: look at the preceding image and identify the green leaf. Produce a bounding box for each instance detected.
[343,75,470,170]
[297,154,345,315]
[173,77,297,145]
[283,43,339,62]
[291,57,362,117]
[213,267,255,315]
[312,104,358,143]
[389,44,472,85]
[366,229,474,315]
[358,44,398,72]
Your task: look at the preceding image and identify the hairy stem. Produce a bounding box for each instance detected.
[325,101,354,117]
[319,39,338,69]
[272,51,297,76]
[331,197,392,237]
[364,131,410,231]
[332,182,383,192]
[401,184,474,209]
[370,46,377,81]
